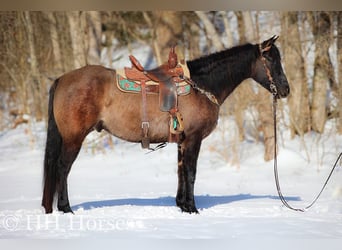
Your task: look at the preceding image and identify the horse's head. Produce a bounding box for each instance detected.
[252,35,290,98]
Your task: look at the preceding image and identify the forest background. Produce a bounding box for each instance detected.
[0,11,341,162]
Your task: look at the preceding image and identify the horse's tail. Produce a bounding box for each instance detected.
[42,78,62,213]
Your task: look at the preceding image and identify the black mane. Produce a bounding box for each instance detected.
[186,43,260,102]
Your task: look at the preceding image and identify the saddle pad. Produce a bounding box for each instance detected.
[117,74,191,95]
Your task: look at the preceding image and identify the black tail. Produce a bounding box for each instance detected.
[42,79,62,213]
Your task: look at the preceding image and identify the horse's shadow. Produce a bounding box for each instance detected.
[71,194,301,211]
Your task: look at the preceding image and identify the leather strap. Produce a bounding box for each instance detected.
[140,80,150,148]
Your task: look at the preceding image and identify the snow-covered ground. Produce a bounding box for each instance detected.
[0,118,341,241]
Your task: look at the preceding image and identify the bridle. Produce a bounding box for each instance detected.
[181,74,219,106]
[259,43,278,97]
[258,43,342,212]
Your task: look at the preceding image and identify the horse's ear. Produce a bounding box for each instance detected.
[261,35,279,53]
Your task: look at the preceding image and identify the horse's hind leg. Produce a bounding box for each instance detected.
[56,140,82,213]
[176,137,202,213]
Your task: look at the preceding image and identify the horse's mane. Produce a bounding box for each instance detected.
[187,43,257,72]
[186,43,259,97]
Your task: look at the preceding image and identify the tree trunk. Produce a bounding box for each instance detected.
[142,11,162,65]
[309,12,332,133]
[220,11,234,48]
[256,88,275,161]
[338,12,342,134]
[281,12,310,137]
[195,11,224,51]
[45,12,63,73]
[187,21,201,59]
[85,11,102,65]
[153,11,183,64]
[242,11,257,43]
[24,11,43,120]
[67,11,87,69]
[53,12,74,72]
[235,11,246,44]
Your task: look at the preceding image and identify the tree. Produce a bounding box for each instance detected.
[281,12,310,137]
[308,12,334,133]
[338,12,342,134]
[86,11,102,65]
[45,12,63,74]
[53,12,75,71]
[141,11,183,65]
[24,11,43,121]
[0,11,31,121]
[195,11,224,51]
[67,11,87,69]
[219,11,234,48]
[184,13,202,59]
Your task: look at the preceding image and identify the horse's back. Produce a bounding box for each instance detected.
[55,65,114,90]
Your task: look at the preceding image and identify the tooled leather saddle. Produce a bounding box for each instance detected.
[116,47,190,149]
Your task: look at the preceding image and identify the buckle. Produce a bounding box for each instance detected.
[141,122,149,129]
[270,83,278,96]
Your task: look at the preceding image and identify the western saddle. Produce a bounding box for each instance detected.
[122,47,188,149]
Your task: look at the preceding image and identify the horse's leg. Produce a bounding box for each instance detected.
[176,137,202,213]
[56,139,83,213]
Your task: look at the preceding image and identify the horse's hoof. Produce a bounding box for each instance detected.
[43,207,53,214]
[58,204,74,214]
[179,204,199,214]
[42,200,53,214]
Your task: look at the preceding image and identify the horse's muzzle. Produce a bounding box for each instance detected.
[276,85,290,99]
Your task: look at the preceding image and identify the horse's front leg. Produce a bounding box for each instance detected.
[176,137,202,213]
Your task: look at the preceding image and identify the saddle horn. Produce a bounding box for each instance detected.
[129,55,145,72]
[168,46,178,69]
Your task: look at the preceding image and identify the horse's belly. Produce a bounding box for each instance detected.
[100,92,170,143]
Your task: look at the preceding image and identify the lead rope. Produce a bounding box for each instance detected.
[272,95,342,212]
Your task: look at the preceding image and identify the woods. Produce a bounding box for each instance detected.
[0,11,341,162]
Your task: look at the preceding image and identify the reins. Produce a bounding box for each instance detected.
[259,41,342,212]
[272,96,342,212]
[273,93,342,212]
[260,51,342,212]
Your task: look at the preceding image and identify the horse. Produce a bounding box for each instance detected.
[42,35,290,214]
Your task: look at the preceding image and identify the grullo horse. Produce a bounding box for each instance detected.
[42,36,289,214]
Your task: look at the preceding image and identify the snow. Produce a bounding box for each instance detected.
[0,119,341,242]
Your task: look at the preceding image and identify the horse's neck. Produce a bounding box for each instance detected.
[215,58,254,104]
[188,45,257,105]
[216,49,256,103]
